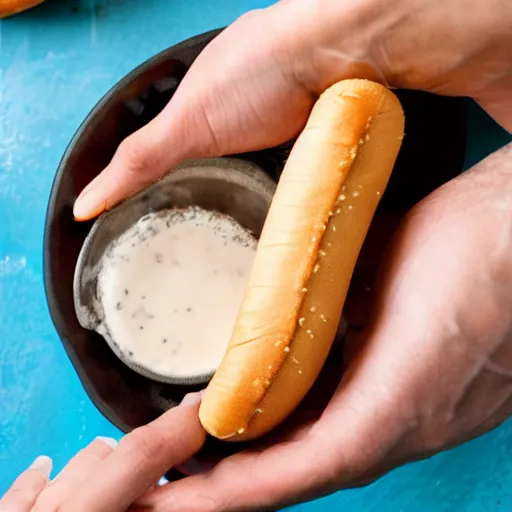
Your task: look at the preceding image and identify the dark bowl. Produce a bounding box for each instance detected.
[43,28,467,480]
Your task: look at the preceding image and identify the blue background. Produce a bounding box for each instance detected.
[0,0,511,510]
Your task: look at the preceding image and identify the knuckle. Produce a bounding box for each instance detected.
[0,487,28,507]
[2,472,46,505]
[117,135,154,177]
[331,438,380,484]
[345,451,378,482]
[32,492,61,512]
[88,438,115,458]
[235,8,263,25]
[121,425,167,463]
[417,428,451,455]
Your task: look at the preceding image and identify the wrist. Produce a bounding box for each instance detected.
[268,0,512,102]
[266,0,401,94]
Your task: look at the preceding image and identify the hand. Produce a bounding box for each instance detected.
[132,144,512,511]
[73,0,512,220]
[0,393,205,512]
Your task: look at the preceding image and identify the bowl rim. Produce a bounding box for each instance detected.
[43,28,223,433]
[72,156,276,387]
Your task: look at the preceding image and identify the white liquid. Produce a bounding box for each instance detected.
[97,207,256,379]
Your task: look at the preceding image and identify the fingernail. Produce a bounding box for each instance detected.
[180,391,203,406]
[29,455,53,479]
[95,436,119,449]
[73,184,104,221]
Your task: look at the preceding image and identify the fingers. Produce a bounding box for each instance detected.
[72,30,245,223]
[32,438,118,511]
[72,56,239,222]
[73,108,193,221]
[134,437,332,512]
[134,382,389,512]
[58,393,206,512]
[0,456,52,512]
[135,319,418,512]
[54,437,118,483]
[136,403,388,512]
[73,7,313,222]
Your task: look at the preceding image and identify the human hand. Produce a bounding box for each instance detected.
[131,144,512,511]
[0,393,205,512]
[73,0,512,221]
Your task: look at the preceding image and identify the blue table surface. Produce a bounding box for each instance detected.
[1,0,512,510]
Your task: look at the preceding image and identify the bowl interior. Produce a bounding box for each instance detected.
[44,28,468,478]
[74,157,276,386]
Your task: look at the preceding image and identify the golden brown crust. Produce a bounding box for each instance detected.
[0,0,45,17]
[199,79,405,440]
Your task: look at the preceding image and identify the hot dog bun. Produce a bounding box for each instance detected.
[0,0,45,17]
[199,79,405,441]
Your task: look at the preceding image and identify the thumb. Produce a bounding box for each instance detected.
[72,97,209,221]
[73,7,314,221]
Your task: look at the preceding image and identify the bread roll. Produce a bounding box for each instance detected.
[0,0,45,17]
[199,79,405,441]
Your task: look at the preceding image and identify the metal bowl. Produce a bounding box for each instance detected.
[74,157,275,386]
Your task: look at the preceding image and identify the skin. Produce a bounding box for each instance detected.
[132,144,512,511]
[0,394,205,512]
[4,0,512,510]
[72,0,512,220]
